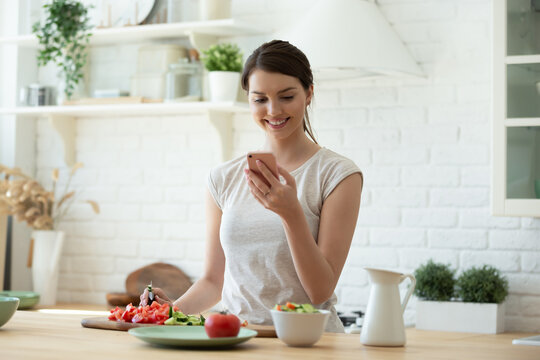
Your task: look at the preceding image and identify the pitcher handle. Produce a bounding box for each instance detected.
[399,273,416,315]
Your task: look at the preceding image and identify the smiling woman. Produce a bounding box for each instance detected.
[140,40,363,333]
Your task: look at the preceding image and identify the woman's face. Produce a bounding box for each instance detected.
[247,69,312,141]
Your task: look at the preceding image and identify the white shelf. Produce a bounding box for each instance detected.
[0,19,268,48]
[0,102,249,166]
[505,118,540,127]
[0,101,249,117]
[505,55,540,65]
[503,199,540,216]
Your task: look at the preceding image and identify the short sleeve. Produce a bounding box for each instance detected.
[207,169,222,210]
[322,158,363,202]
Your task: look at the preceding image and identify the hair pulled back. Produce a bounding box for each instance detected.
[241,40,317,144]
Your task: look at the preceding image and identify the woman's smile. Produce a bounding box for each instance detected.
[248,69,312,141]
[265,117,291,129]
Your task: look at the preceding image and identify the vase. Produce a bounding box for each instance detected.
[208,71,240,102]
[199,0,231,20]
[31,230,65,306]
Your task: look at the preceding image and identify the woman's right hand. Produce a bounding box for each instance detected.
[139,286,173,306]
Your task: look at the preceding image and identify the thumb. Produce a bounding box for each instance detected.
[277,165,295,185]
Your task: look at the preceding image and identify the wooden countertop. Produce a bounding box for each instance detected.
[0,304,538,359]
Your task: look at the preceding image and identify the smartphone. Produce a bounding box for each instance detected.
[246,152,279,181]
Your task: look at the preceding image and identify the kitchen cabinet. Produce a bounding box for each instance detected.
[493,0,540,217]
[0,9,266,165]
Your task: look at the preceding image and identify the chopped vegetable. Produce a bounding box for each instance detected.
[164,310,205,326]
[108,302,175,324]
[273,302,319,313]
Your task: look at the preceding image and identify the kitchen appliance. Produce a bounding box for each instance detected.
[360,268,416,347]
[20,84,56,106]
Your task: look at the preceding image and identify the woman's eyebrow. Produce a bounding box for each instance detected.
[250,87,298,95]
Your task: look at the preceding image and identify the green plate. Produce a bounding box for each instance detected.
[128,326,257,348]
[0,291,40,310]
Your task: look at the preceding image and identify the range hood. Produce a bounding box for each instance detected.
[284,0,423,80]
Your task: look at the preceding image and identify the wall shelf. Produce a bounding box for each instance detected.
[506,55,540,65]
[0,102,249,165]
[0,19,268,49]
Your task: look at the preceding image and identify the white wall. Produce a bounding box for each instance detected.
[11,0,540,331]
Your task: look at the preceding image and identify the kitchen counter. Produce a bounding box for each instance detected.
[0,304,538,359]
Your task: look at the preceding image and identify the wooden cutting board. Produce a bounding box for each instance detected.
[81,317,156,331]
[81,317,276,337]
[125,262,192,300]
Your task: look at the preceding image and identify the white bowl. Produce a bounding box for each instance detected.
[270,309,330,347]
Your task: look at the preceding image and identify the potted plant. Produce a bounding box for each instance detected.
[0,163,99,305]
[32,0,93,103]
[415,260,508,334]
[201,43,243,102]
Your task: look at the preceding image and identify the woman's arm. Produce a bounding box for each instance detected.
[173,189,225,313]
[246,161,362,304]
[282,173,362,304]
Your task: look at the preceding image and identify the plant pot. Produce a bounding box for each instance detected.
[208,71,240,102]
[416,300,505,334]
[31,230,65,306]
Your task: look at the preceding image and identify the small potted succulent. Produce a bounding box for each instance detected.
[201,43,243,102]
[415,260,508,334]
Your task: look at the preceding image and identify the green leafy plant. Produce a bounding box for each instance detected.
[32,0,93,99]
[414,260,456,301]
[201,43,243,72]
[456,265,509,304]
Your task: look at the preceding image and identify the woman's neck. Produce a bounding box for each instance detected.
[264,132,320,172]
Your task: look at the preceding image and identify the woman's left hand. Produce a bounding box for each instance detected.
[244,160,300,218]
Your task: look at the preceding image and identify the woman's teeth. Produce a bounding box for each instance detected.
[267,117,289,126]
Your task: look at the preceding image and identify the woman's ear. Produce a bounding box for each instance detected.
[306,84,314,106]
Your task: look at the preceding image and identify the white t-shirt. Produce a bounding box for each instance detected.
[207,147,362,332]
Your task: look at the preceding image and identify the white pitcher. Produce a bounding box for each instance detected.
[360,267,416,347]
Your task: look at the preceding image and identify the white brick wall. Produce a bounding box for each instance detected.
[29,0,540,331]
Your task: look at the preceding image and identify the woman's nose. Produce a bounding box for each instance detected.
[266,99,281,116]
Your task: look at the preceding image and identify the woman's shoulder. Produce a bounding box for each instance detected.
[316,148,361,173]
[209,154,246,183]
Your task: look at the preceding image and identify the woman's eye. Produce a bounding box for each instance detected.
[281,96,294,101]
[253,98,266,103]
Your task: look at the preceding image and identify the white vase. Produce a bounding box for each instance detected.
[31,230,65,306]
[208,71,240,102]
[199,0,231,20]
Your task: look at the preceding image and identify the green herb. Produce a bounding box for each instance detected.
[456,265,508,304]
[414,260,456,301]
[201,43,243,72]
[32,0,93,99]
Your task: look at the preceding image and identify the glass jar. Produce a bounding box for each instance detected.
[165,58,201,102]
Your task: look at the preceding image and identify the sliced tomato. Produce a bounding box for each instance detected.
[109,302,175,324]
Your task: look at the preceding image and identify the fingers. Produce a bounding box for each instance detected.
[154,295,168,305]
[140,287,149,306]
[255,160,279,186]
[244,168,270,195]
[277,165,295,186]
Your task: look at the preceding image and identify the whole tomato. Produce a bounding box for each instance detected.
[204,312,241,338]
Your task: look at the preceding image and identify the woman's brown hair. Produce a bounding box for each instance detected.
[241,40,317,144]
